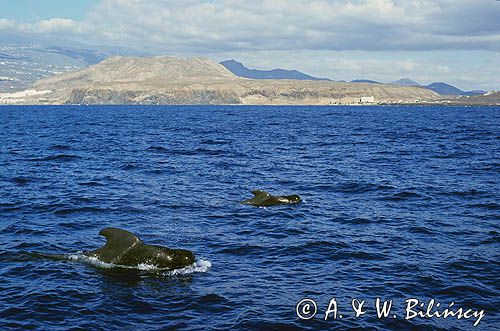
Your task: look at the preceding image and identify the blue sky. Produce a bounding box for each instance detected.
[0,0,99,22]
[0,0,499,91]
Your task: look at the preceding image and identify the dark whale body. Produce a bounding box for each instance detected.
[84,228,195,270]
[242,190,302,207]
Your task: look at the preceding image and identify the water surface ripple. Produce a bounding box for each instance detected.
[0,105,499,330]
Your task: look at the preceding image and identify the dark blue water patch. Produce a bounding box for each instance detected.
[442,188,489,198]
[382,190,425,201]
[120,163,141,170]
[48,144,73,151]
[480,231,500,245]
[0,105,499,330]
[200,139,233,145]
[27,154,82,162]
[408,225,438,235]
[146,145,225,157]
[334,181,397,194]
[146,145,170,153]
[467,202,499,210]
[348,217,372,224]
[10,177,31,185]
[53,206,110,215]
[77,181,103,187]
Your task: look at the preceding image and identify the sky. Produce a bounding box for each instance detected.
[0,0,499,91]
[0,0,100,22]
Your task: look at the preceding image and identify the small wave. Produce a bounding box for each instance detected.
[218,245,266,255]
[165,259,212,275]
[481,237,500,245]
[198,293,228,304]
[11,227,48,236]
[303,240,350,250]
[408,225,437,235]
[440,189,488,198]
[349,217,372,224]
[201,139,232,145]
[451,189,485,196]
[147,146,169,152]
[284,241,350,256]
[384,191,423,201]
[336,181,396,193]
[145,169,166,175]
[146,146,224,156]
[434,284,493,298]
[0,250,47,263]
[0,202,20,208]
[342,250,388,261]
[467,202,499,210]
[49,144,72,151]
[185,148,225,156]
[238,321,304,330]
[121,163,140,170]
[77,181,103,186]
[54,207,107,215]
[481,231,500,245]
[0,201,23,212]
[11,177,30,185]
[29,154,81,162]
[67,254,211,274]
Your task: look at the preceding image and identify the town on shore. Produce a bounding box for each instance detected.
[0,52,498,106]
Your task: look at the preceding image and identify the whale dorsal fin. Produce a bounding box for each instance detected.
[247,189,271,205]
[252,190,270,198]
[91,227,142,263]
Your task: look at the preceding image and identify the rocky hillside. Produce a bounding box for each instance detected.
[3,56,440,105]
[35,56,237,88]
[0,44,107,92]
[448,91,500,105]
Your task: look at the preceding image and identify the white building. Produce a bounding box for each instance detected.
[360,96,375,103]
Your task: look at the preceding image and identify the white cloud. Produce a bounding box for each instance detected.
[2,0,498,52]
[213,49,500,90]
[0,18,16,30]
[0,17,79,35]
[33,18,78,33]
[0,0,499,89]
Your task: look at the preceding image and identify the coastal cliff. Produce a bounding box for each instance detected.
[2,56,440,105]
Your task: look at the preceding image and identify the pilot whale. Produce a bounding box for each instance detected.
[242,190,302,207]
[84,227,195,270]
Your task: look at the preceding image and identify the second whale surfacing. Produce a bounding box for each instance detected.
[242,190,302,207]
[84,228,195,270]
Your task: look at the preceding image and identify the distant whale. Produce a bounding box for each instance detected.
[242,190,302,207]
[84,228,195,270]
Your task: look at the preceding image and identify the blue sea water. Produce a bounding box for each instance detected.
[0,105,498,330]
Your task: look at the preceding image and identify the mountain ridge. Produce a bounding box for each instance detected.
[351,79,381,84]
[220,59,330,81]
[360,77,486,96]
[423,82,485,96]
[1,55,440,105]
[390,78,420,86]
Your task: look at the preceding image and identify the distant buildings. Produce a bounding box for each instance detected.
[360,96,375,103]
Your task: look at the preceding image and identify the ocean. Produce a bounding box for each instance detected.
[0,105,498,330]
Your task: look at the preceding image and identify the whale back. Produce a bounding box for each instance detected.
[84,228,195,269]
[117,244,196,269]
[242,190,302,206]
[86,227,142,263]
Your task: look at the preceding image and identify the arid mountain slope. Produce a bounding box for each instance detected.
[3,56,439,105]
